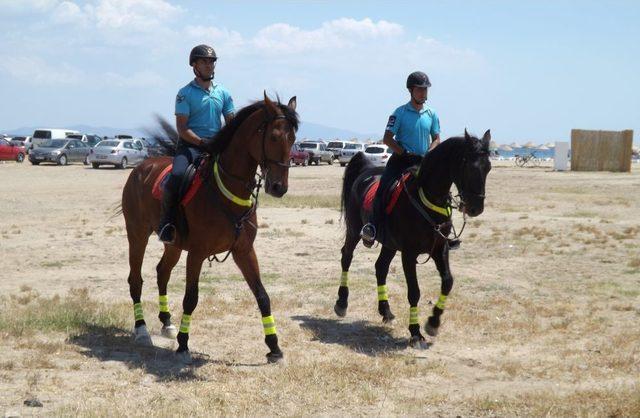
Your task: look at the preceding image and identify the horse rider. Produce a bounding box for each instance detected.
[360,71,444,248]
[157,44,236,244]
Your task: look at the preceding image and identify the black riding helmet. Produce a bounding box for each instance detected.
[189,44,217,66]
[406,71,431,89]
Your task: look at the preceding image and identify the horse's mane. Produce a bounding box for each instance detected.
[417,134,489,184]
[148,99,299,157]
[204,100,299,155]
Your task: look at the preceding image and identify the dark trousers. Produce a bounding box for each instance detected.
[371,152,422,226]
[166,140,203,193]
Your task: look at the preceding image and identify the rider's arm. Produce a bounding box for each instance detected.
[383,130,405,154]
[176,114,206,147]
[428,133,441,151]
[223,112,234,125]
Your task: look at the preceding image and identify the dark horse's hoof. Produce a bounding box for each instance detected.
[382,312,395,323]
[266,351,284,364]
[409,335,430,350]
[333,302,347,318]
[334,302,347,317]
[425,323,439,337]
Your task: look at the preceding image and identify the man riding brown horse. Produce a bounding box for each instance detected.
[158,44,236,244]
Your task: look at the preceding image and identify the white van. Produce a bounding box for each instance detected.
[30,128,80,150]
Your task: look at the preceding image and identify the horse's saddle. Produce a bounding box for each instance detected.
[363,172,413,215]
[152,159,204,206]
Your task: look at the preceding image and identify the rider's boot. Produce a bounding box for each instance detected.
[158,183,178,244]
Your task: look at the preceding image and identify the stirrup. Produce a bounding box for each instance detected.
[360,223,376,248]
[158,223,176,244]
[448,238,461,251]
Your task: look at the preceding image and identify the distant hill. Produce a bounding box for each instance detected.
[3,121,379,142]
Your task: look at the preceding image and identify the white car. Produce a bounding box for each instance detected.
[364,145,392,167]
[88,139,148,169]
[338,142,365,166]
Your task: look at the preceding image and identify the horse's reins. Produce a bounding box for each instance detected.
[206,111,290,265]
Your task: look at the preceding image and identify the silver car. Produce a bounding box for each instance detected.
[338,142,365,166]
[28,139,91,166]
[88,140,148,169]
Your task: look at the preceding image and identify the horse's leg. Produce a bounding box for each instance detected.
[175,251,205,364]
[425,246,453,337]
[402,251,428,349]
[375,246,396,323]
[156,245,182,339]
[127,227,152,346]
[334,229,360,317]
[233,247,283,363]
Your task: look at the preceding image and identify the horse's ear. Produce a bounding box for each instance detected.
[263,90,278,118]
[482,129,491,149]
[287,96,297,111]
[464,128,471,141]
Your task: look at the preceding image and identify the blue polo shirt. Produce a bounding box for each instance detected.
[175,80,235,138]
[385,102,440,155]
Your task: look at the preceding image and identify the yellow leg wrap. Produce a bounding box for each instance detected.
[262,315,277,336]
[435,294,447,310]
[409,306,419,325]
[179,314,191,334]
[158,295,169,313]
[133,303,144,321]
[377,285,389,302]
[340,271,349,287]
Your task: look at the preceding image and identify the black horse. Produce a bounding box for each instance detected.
[335,130,491,346]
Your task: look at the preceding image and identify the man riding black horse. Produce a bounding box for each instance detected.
[158,44,236,244]
[360,71,458,250]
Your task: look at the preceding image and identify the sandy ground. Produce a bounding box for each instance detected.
[0,158,639,416]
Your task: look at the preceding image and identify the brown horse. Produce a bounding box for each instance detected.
[121,93,298,364]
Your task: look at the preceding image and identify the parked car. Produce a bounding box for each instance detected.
[0,138,26,162]
[88,139,148,169]
[289,143,310,166]
[66,133,103,147]
[364,144,392,167]
[28,138,91,165]
[30,128,79,151]
[326,140,348,159]
[298,141,334,165]
[338,142,365,166]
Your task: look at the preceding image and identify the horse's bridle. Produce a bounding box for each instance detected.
[258,112,291,173]
[453,153,487,208]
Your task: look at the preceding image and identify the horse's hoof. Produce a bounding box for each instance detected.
[382,312,396,323]
[133,325,153,346]
[409,336,430,350]
[266,351,284,364]
[161,324,178,339]
[334,303,347,317]
[176,349,192,365]
[425,323,439,337]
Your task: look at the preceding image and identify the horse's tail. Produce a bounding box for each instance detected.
[340,152,371,219]
[146,114,179,157]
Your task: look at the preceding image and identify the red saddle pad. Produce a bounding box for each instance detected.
[151,164,203,207]
[363,172,411,214]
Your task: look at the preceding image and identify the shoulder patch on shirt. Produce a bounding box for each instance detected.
[386,115,396,128]
[176,94,185,103]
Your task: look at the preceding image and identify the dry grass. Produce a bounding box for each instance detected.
[1,162,639,416]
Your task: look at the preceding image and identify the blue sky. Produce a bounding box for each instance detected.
[1,0,638,144]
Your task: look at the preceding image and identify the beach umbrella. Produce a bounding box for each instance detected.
[499,144,513,151]
[522,141,536,148]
